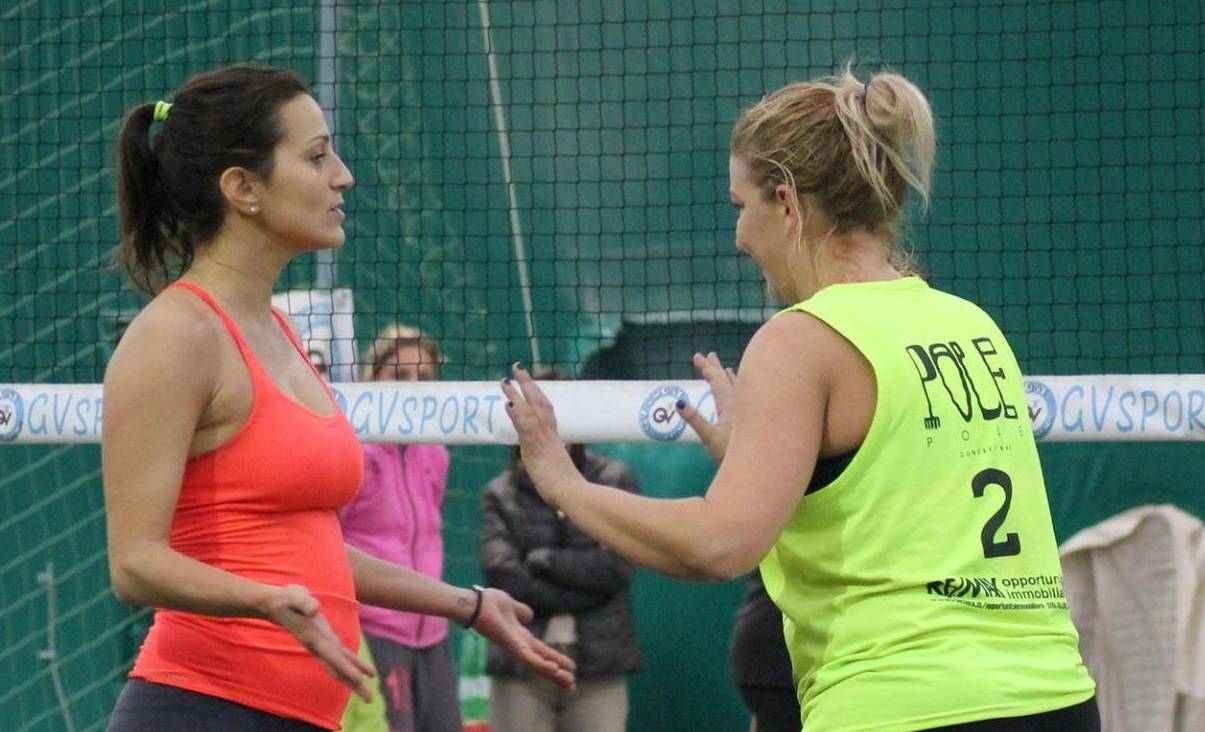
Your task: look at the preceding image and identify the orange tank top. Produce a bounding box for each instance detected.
[129,281,363,729]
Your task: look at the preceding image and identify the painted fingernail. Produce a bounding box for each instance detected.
[675,398,687,409]
[507,401,514,408]
[503,377,511,385]
[514,361,526,371]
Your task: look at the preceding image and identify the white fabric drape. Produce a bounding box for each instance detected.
[1061,505,1205,732]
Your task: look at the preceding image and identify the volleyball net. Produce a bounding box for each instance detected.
[4,1,1204,386]
[2,1,1203,731]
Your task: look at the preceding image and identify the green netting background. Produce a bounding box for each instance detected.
[2,2,1203,731]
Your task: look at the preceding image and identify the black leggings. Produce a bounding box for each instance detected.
[107,679,327,732]
[931,696,1101,731]
[737,684,802,732]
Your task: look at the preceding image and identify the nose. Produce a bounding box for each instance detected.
[332,151,354,190]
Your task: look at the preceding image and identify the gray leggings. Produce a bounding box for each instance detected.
[363,633,463,732]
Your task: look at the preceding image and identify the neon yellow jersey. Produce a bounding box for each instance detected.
[762,277,1094,731]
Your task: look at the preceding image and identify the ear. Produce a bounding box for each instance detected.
[775,183,802,234]
[218,166,262,216]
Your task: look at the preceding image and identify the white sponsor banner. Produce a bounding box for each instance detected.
[1023,374,1205,442]
[0,384,105,444]
[1,375,1202,445]
[271,289,357,383]
[333,381,712,445]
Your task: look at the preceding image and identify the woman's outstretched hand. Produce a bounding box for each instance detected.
[266,584,375,701]
[500,363,584,507]
[676,352,737,464]
[472,587,577,690]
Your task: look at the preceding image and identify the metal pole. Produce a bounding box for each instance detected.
[315,0,339,290]
[477,0,543,367]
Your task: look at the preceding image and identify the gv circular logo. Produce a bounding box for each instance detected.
[1025,380,1056,439]
[638,384,688,442]
[0,388,25,443]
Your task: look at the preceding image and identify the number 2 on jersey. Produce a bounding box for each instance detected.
[972,468,1021,558]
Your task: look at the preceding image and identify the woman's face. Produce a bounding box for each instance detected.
[255,94,354,251]
[728,155,798,303]
[374,343,439,382]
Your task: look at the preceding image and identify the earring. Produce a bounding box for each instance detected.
[249,205,259,214]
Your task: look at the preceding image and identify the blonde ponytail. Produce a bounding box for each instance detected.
[731,64,937,252]
[833,66,935,216]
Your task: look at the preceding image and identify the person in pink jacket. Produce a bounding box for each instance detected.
[338,324,462,732]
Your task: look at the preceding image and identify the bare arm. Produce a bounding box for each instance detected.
[103,298,276,614]
[503,313,835,581]
[348,543,480,620]
[347,544,577,689]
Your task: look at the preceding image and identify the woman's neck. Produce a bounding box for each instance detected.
[182,232,291,320]
[790,231,902,301]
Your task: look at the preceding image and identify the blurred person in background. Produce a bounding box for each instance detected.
[339,325,463,732]
[731,569,801,732]
[481,368,642,732]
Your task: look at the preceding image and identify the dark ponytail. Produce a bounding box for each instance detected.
[115,102,183,295]
[112,65,310,294]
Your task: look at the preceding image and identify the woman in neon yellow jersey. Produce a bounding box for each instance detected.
[502,66,1098,732]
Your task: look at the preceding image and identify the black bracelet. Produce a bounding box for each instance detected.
[462,584,485,629]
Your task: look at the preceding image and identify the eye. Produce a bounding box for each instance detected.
[310,152,327,164]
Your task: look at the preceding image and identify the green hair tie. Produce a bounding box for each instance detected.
[153,100,173,122]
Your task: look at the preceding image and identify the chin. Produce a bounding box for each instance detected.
[287,227,346,252]
[314,232,347,251]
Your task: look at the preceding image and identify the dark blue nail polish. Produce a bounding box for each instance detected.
[503,377,511,385]
[507,401,514,408]
[514,361,526,371]
[675,398,687,409]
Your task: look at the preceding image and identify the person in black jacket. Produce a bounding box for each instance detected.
[731,570,801,732]
[480,369,641,732]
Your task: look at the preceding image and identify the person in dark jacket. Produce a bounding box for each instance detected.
[731,570,801,732]
[480,369,641,732]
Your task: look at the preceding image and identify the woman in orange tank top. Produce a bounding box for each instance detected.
[103,65,574,731]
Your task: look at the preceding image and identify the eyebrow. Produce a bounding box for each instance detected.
[306,134,331,145]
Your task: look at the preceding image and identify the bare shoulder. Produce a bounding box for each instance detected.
[739,310,851,385]
[742,309,876,452]
[104,288,223,399]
